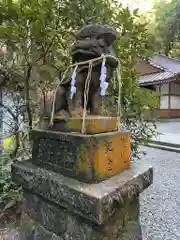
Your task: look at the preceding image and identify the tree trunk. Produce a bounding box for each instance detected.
[164,42,172,56]
[24,65,33,134]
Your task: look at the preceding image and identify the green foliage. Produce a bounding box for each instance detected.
[0,152,22,217]
[147,0,180,57]
[107,6,158,158]
[0,135,32,216]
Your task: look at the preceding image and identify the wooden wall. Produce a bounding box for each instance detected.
[157,82,180,118]
[142,82,180,119]
[159,109,180,118]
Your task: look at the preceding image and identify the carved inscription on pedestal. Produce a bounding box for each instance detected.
[37,138,76,170]
[119,135,130,160]
[104,140,113,172]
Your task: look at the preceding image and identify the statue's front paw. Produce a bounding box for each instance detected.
[71,108,83,117]
[71,108,90,118]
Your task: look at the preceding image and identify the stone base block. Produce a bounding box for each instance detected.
[31,129,130,183]
[20,192,142,240]
[12,160,152,240]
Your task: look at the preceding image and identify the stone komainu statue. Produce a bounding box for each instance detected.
[40,24,118,123]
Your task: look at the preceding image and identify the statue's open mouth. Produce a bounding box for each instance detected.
[72,50,98,62]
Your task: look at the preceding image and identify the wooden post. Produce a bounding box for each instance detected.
[159,83,162,118]
[168,82,171,118]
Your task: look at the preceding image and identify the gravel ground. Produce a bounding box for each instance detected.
[156,121,180,134]
[140,147,180,240]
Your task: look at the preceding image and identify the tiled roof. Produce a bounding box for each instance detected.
[138,54,180,86]
[139,71,177,86]
[149,55,180,74]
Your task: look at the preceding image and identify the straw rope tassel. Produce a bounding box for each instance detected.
[49,84,60,128]
[116,61,122,131]
[81,61,93,134]
[113,70,116,90]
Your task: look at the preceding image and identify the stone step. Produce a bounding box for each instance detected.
[147,142,180,153]
[149,139,180,149]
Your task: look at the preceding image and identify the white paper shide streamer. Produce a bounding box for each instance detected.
[100,56,108,96]
[70,65,78,99]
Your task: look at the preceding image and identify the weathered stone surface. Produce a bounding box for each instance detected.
[12,160,153,225]
[31,129,131,183]
[20,213,63,240]
[0,226,20,240]
[24,192,67,236]
[21,192,142,240]
[47,116,119,134]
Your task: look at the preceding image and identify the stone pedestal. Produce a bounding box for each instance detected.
[46,116,119,134]
[12,160,153,240]
[31,129,130,183]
